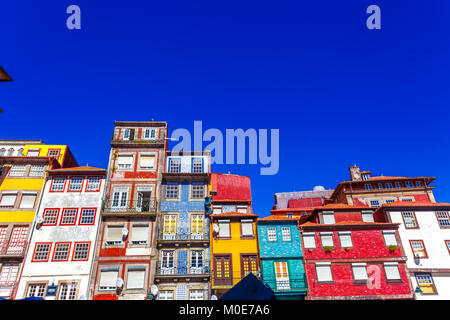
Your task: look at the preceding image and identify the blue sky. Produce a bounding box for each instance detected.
[1,1,450,217]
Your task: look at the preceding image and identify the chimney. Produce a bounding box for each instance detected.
[349,165,361,181]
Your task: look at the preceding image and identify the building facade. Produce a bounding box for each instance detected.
[0,140,43,158]
[15,167,106,300]
[378,201,450,299]
[155,152,211,300]
[90,121,167,300]
[258,216,307,300]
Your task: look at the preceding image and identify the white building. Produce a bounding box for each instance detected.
[0,140,44,157]
[15,166,106,300]
[380,201,450,300]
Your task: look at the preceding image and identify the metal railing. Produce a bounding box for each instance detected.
[0,241,27,257]
[262,278,307,291]
[157,232,209,241]
[111,131,166,144]
[102,199,157,214]
[155,265,210,276]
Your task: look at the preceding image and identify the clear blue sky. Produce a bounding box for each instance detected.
[1,1,450,217]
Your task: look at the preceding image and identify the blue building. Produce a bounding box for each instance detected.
[257,216,307,300]
[154,151,211,300]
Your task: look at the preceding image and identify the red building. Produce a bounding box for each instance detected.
[300,205,414,300]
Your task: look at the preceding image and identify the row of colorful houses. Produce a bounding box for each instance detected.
[0,121,449,300]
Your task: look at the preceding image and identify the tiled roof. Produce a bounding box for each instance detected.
[381,201,450,208]
[301,221,398,227]
[50,166,105,171]
[314,203,370,210]
[211,173,252,202]
[270,207,314,213]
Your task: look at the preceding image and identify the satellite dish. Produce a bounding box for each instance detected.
[122,228,129,238]
[213,224,219,233]
[116,278,124,288]
[150,285,159,296]
[211,295,218,300]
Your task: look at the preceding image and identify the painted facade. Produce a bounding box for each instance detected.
[90,121,167,300]
[379,201,450,299]
[15,167,106,300]
[155,152,211,300]
[0,140,43,158]
[258,216,307,299]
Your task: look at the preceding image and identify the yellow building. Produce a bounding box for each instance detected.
[0,144,77,299]
[209,211,260,297]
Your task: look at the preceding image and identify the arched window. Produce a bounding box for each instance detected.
[7,148,14,156]
[17,148,24,156]
[0,148,5,156]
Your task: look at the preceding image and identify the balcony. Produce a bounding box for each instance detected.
[111,132,166,147]
[0,241,27,258]
[154,265,210,282]
[102,199,157,217]
[157,232,209,246]
[262,278,307,293]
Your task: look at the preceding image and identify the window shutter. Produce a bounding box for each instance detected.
[302,233,316,248]
[320,233,334,247]
[219,221,230,237]
[131,225,148,243]
[352,263,368,280]
[140,155,155,168]
[322,213,335,224]
[362,213,374,222]
[316,263,332,282]
[107,226,123,241]
[100,269,118,288]
[127,268,145,289]
[241,221,253,236]
[383,231,397,246]
[117,155,133,166]
[384,263,400,280]
[0,194,17,206]
[19,194,36,208]
[339,232,352,247]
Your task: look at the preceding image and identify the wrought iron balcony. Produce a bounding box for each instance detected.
[157,232,210,242]
[111,131,166,146]
[155,265,210,277]
[262,278,307,291]
[102,199,157,216]
[0,241,27,258]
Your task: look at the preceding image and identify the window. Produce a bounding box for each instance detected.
[160,251,175,273]
[352,263,368,282]
[99,268,119,290]
[52,243,71,261]
[369,200,380,207]
[165,184,179,199]
[218,220,231,238]
[58,282,78,300]
[214,255,232,285]
[378,183,383,190]
[123,128,130,140]
[79,208,96,225]
[0,193,17,208]
[384,262,401,281]
[401,198,413,202]
[169,159,181,173]
[72,242,90,261]
[190,250,204,273]
[320,232,334,248]
[316,263,333,282]
[7,149,13,156]
[6,226,28,255]
[402,212,418,228]
[47,149,60,159]
[385,183,393,189]
[322,213,335,224]
[51,177,65,192]
[416,181,423,187]
[117,155,133,169]
[106,226,123,245]
[446,240,450,254]
[9,165,27,177]
[286,213,293,218]
[0,264,19,295]
[302,232,316,249]
[32,243,51,262]
[382,230,397,246]
[190,215,203,239]
[191,184,204,199]
[139,154,155,169]
[361,212,374,222]
[0,227,7,252]
[192,158,203,173]
[241,220,254,237]
[267,227,277,242]
[436,211,450,228]
[27,283,47,297]
[29,165,45,177]
[365,184,373,190]
[131,224,149,245]
[237,206,248,213]
[395,182,401,188]
[159,290,174,300]
[405,181,414,188]
[189,289,204,300]
[241,255,258,278]
[60,208,77,225]
[43,209,59,225]
[86,177,101,191]
[281,227,291,242]
[274,262,290,290]
[416,273,437,294]
[410,240,427,258]
[19,193,36,209]
[163,215,177,240]
[68,177,83,191]
[144,128,156,140]
[27,150,40,157]
[0,149,5,156]
[362,174,370,180]
[127,267,146,289]
[385,199,395,204]
[339,232,353,248]
[111,188,128,209]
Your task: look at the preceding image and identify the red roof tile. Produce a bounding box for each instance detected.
[211,173,252,202]
[50,166,105,172]
[381,201,450,207]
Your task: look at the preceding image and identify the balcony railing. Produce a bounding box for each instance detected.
[111,131,166,145]
[0,241,27,257]
[155,265,210,276]
[102,199,157,214]
[262,278,307,291]
[157,232,209,241]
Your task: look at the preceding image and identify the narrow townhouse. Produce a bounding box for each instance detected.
[154,151,211,300]
[377,201,450,299]
[258,216,307,300]
[90,121,167,300]
[14,167,106,300]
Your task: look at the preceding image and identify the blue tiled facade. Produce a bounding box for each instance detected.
[257,220,307,300]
